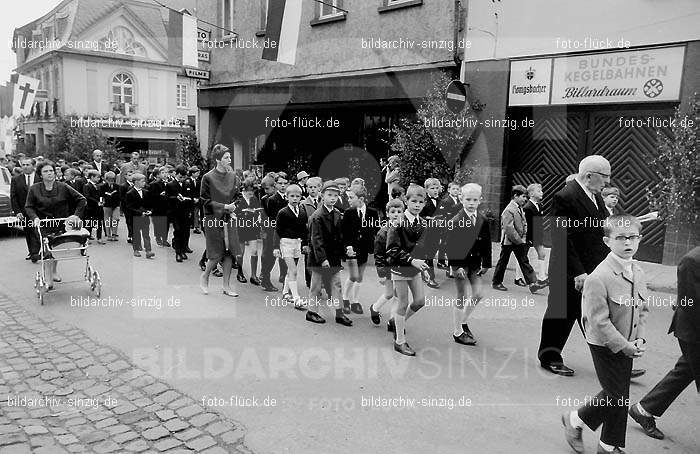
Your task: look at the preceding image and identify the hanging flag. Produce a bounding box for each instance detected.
[169,9,198,67]
[262,0,303,65]
[12,74,40,118]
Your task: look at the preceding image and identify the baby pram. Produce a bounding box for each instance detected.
[34,217,102,305]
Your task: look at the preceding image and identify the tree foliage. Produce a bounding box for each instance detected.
[48,116,121,164]
[175,130,204,169]
[646,94,700,226]
[384,71,478,187]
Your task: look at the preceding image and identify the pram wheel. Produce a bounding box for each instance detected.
[91,271,102,298]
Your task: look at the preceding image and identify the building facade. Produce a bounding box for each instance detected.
[196,0,462,202]
[12,0,198,159]
[461,0,700,263]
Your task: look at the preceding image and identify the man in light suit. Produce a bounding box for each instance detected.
[629,246,700,440]
[538,155,611,376]
[118,152,147,185]
[492,185,545,294]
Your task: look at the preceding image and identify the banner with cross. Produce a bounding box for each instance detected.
[12,74,40,118]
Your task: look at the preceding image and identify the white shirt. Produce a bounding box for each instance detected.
[463,209,477,225]
[609,251,634,276]
[25,173,34,186]
[288,203,299,217]
[404,210,419,226]
[575,178,598,209]
[357,204,366,220]
[135,188,144,198]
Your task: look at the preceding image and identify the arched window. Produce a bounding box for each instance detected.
[112,72,133,105]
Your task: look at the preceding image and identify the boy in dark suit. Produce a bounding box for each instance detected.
[629,245,700,440]
[101,171,121,241]
[369,198,404,326]
[125,173,155,258]
[386,184,431,356]
[83,170,104,244]
[306,181,352,326]
[149,166,170,247]
[420,177,442,288]
[563,214,648,454]
[263,174,289,286]
[445,183,491,346]
[10,158,40,261]
[166,165,196,262]
[274,184,309,310]
[437,181,461,276]
[515,183,548,286]
[341,185,379,315]
[260,175,280,291]
[119,169,135,243]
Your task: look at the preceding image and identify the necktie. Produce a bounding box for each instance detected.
[470,213,476,226]
[293,206,298,217]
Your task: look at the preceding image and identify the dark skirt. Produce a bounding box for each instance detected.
[203,215,241,261]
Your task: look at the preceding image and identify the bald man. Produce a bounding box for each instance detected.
[538,155,611,376]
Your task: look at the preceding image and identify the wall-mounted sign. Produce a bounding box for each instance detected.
[197,28,211,42]
[550,46,685,105]
[509,46,685,106]
[184,67,210,80]
[198,50,210,62]
[508,59,551,106]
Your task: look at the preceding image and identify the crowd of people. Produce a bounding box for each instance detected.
[5,147,697,454]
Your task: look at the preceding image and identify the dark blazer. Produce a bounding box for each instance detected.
[421,196,441,218]
[522,200,544,245]
[374,226,390,269]
[445,210,492,271]
[670,246,700,343]
[125,187,151,217]
[100,182,120,209]
[335,193,350,212]
[341,206,380,262]
[549,180,609,279]
[274,205,308,248]
[24,182,86,220]
[266,192,287,221]
[92,161,108,177]
[386,214,427,278]
[119,182,134,212]
[307,204,344,268]
[147,180,168,215]
[166,179,196,215]
[437,194,461,220]
[82,181,102,218]
[10,173,34,215]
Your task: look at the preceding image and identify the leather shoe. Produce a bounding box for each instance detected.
[262,282,278,292]
[185,247,193,253]
[453,332,477,346]
[237,273,247,283]
[461,323,477,344]
[394,342,416,356]
[335,313,353,326]
[492,283,508,291]
[561,413,585,454]
[597,447,625,454]
[426,279,440,289]
[350,302,363,314]
[133,251,141,257]
[630,368,646,379]
[25,254,31,260]
[514,278,528,287]
[176,254,183,263]
[529,282,547,294]
[542,363,575,376]
[249,276,261,286]
[369,305,381,325]
[145,251,155,259]
[306,311,326,324]
[342,299,351,314]
[628,404,664,439]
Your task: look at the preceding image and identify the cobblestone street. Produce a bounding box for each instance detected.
[0,294,252,454]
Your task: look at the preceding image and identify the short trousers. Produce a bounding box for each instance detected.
[280,238,302,259]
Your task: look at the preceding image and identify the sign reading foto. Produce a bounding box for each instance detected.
[184,67,210,80]
[508,59,552,106]
[551,46,685,105]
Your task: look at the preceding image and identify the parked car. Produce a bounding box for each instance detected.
[0,166,19,227]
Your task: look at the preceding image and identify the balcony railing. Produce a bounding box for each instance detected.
[110,101,137,116]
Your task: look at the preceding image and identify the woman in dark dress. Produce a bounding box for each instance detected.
[199,144,241,297]
[25,161,86,288]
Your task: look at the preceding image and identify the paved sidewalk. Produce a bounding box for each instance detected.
[492,243,678,293]
[0,294,253,454]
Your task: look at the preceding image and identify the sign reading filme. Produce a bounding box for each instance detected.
[551,46,685,104]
